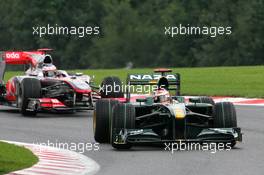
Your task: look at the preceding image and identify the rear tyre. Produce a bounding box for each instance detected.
[93,99,119,143]
[111,103,135,149]
[213,102,237,147]
[100,76,124,98]
[198,96,215,105]
[19,78,41,116]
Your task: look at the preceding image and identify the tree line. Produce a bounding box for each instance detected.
[0,0,263,69]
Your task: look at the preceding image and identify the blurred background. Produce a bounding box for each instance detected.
[0,0,263,69]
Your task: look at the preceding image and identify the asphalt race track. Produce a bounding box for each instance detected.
[0,105,263,175]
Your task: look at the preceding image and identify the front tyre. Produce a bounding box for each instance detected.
[213,102,237,147]
[93,99,119,143]
[214,102,237,128]
[19,78,41,116]
[111,103,135,149]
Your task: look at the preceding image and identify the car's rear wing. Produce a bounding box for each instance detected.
[0,50,46,84]
[126,69,181,97]
[0,51,45,66]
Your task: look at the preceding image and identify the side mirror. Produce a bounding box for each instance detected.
[189,98,200,103]
[172,96,185,103]
[136,97,154,105]
[136,98,147,103]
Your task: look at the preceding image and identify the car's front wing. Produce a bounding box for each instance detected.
[27,98,94,112]
[112,128,242,145]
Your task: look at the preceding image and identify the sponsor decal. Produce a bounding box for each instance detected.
[5,52,21,59]
[130,74,177,80]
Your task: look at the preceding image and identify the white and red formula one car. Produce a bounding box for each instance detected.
[0,49,95,116]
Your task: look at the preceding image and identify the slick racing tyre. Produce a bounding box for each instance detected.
[111,103,135,149]
[93,99,119,143]
[100,76,124,98]
[213,102,237,128]
[198,96,215,105]
[213,102,237,147]
[19,78,41,116]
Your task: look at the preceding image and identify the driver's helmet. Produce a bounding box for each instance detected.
[42,64,57,77]
[153,88,171,103]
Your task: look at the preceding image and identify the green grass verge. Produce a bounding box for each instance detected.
[0,141,38,174]
[4,66,264,97]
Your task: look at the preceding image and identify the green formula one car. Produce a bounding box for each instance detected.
[93,69,242,149]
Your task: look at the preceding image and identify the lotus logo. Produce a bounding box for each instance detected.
[5,52,20,59]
